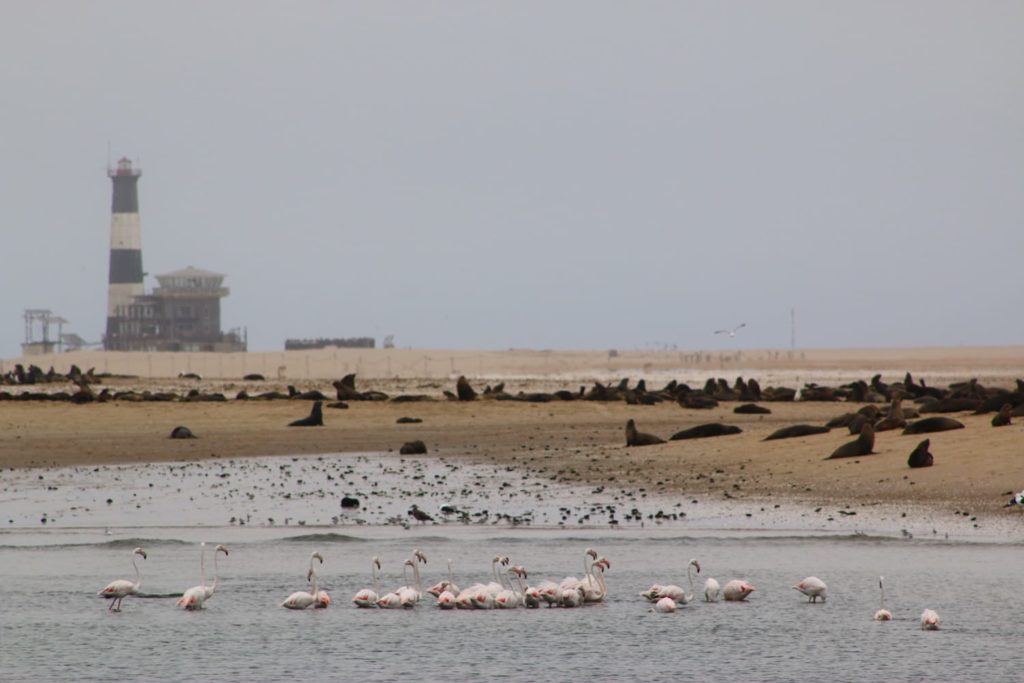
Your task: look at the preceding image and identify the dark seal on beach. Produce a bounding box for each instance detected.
[340,496,360,509]
[670,424,743,440]
[901,417,964,435]
[396,417,423,424]
[763,424,830,441]
[734,404,771,415]
[288,401,324,427]
[992,404,1013,427]
[826,423,875,459]
[625,419,665,447]
[400,440,428,455]
[907,439,934,468]
[169,426,195,439]
[456,376,477,401]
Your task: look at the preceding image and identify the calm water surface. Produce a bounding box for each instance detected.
[2,528,1020,683]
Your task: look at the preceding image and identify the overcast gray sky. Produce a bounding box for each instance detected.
[2,2,1022,358]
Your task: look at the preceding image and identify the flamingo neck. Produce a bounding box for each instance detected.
[412,561,422,592]
[372,562,380,594]
[447,559,454,585]
[687,564,695,592]
[132,555,141,589]
[210,550,220,593]
[199,544,207,589]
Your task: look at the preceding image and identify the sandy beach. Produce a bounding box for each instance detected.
[2,346,1022,516]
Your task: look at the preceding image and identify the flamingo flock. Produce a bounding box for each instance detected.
[99,546,942,629]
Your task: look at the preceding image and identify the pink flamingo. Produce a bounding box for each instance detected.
[921,609,940,630]
[583,557,610,603]
[793,576,827,603]
[99,547,147,612]
[723,579,756,601]
[874,576,893,621]
[653,596,677,613]
[281,551,324,610]
[353,557,382,608]
[641,559,699,604]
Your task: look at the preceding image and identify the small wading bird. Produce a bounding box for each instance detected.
[714,323,746,337]
[408,505,434,524]
[99,547,147,612]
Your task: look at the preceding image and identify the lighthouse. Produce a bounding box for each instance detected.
[104,157,144,349]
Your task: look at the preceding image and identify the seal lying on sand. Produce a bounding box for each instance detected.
[170,426,195,439]
[902,417,964,435]
[826,424,875,459]
[907,439,934,468]
[400,440,427,455]
[763,424,830,441]
[626,419,665,446]
[734,404,771,415]
[670,424,743,440]
[288,401,324,427]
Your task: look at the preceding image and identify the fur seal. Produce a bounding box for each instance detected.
[763,424,831,441]
[901,417,964,435]
[326,401,349,409]
[396,417,423,424]
[734,404,771,415]
[288,401,324,427]
[456,376,477,401]
[907,439,934,468]
[243,373,266,381]
[400,440,428,455]
[670,424,743,440]
[826,423,875,459]
[625,419,665,447]
[992,404,1013,427]
[170,426,195,439]
[874,397,907,432]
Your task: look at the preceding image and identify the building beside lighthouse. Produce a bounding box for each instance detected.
[103,158,246,352]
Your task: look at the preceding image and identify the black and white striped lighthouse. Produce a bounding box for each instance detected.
[105,157,145,346]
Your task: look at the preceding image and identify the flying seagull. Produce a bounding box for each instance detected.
[714,323,746,337]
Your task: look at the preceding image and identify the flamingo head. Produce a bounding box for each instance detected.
[688,559,701,573]
[133,548,147,560]
[509,565,528,579]
[595,558,611,571]
[311,551,324,565]
[585,548,598,560]
[414,549,428,564]
[404,558,415,569]
[216,544,229,556]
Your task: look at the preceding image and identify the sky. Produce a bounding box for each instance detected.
[2,1,1022,358]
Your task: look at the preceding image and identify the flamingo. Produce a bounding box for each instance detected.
[281,551,324,610]
[203,545,230,601]
[653,596,677,613]
[99,547,147,612]
[436,582,458,609]
[560,584,585,607]
[534,579,562,607]
[793,576,827,603]
[641,558,699,604]
[428,558,460,598]
[583,558,610,603]
[560,548,598,593]
[722,579,756,601]
[396,549,427,607]
[176,542,207,610]
[920,608,940,630]
[704,577,721,602]
[353,557,382,608]
[874,576,893,621]
[494,566,525,609]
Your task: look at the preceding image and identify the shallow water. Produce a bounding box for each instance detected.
[1,528,1021,682]
[2,454,1022,682]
